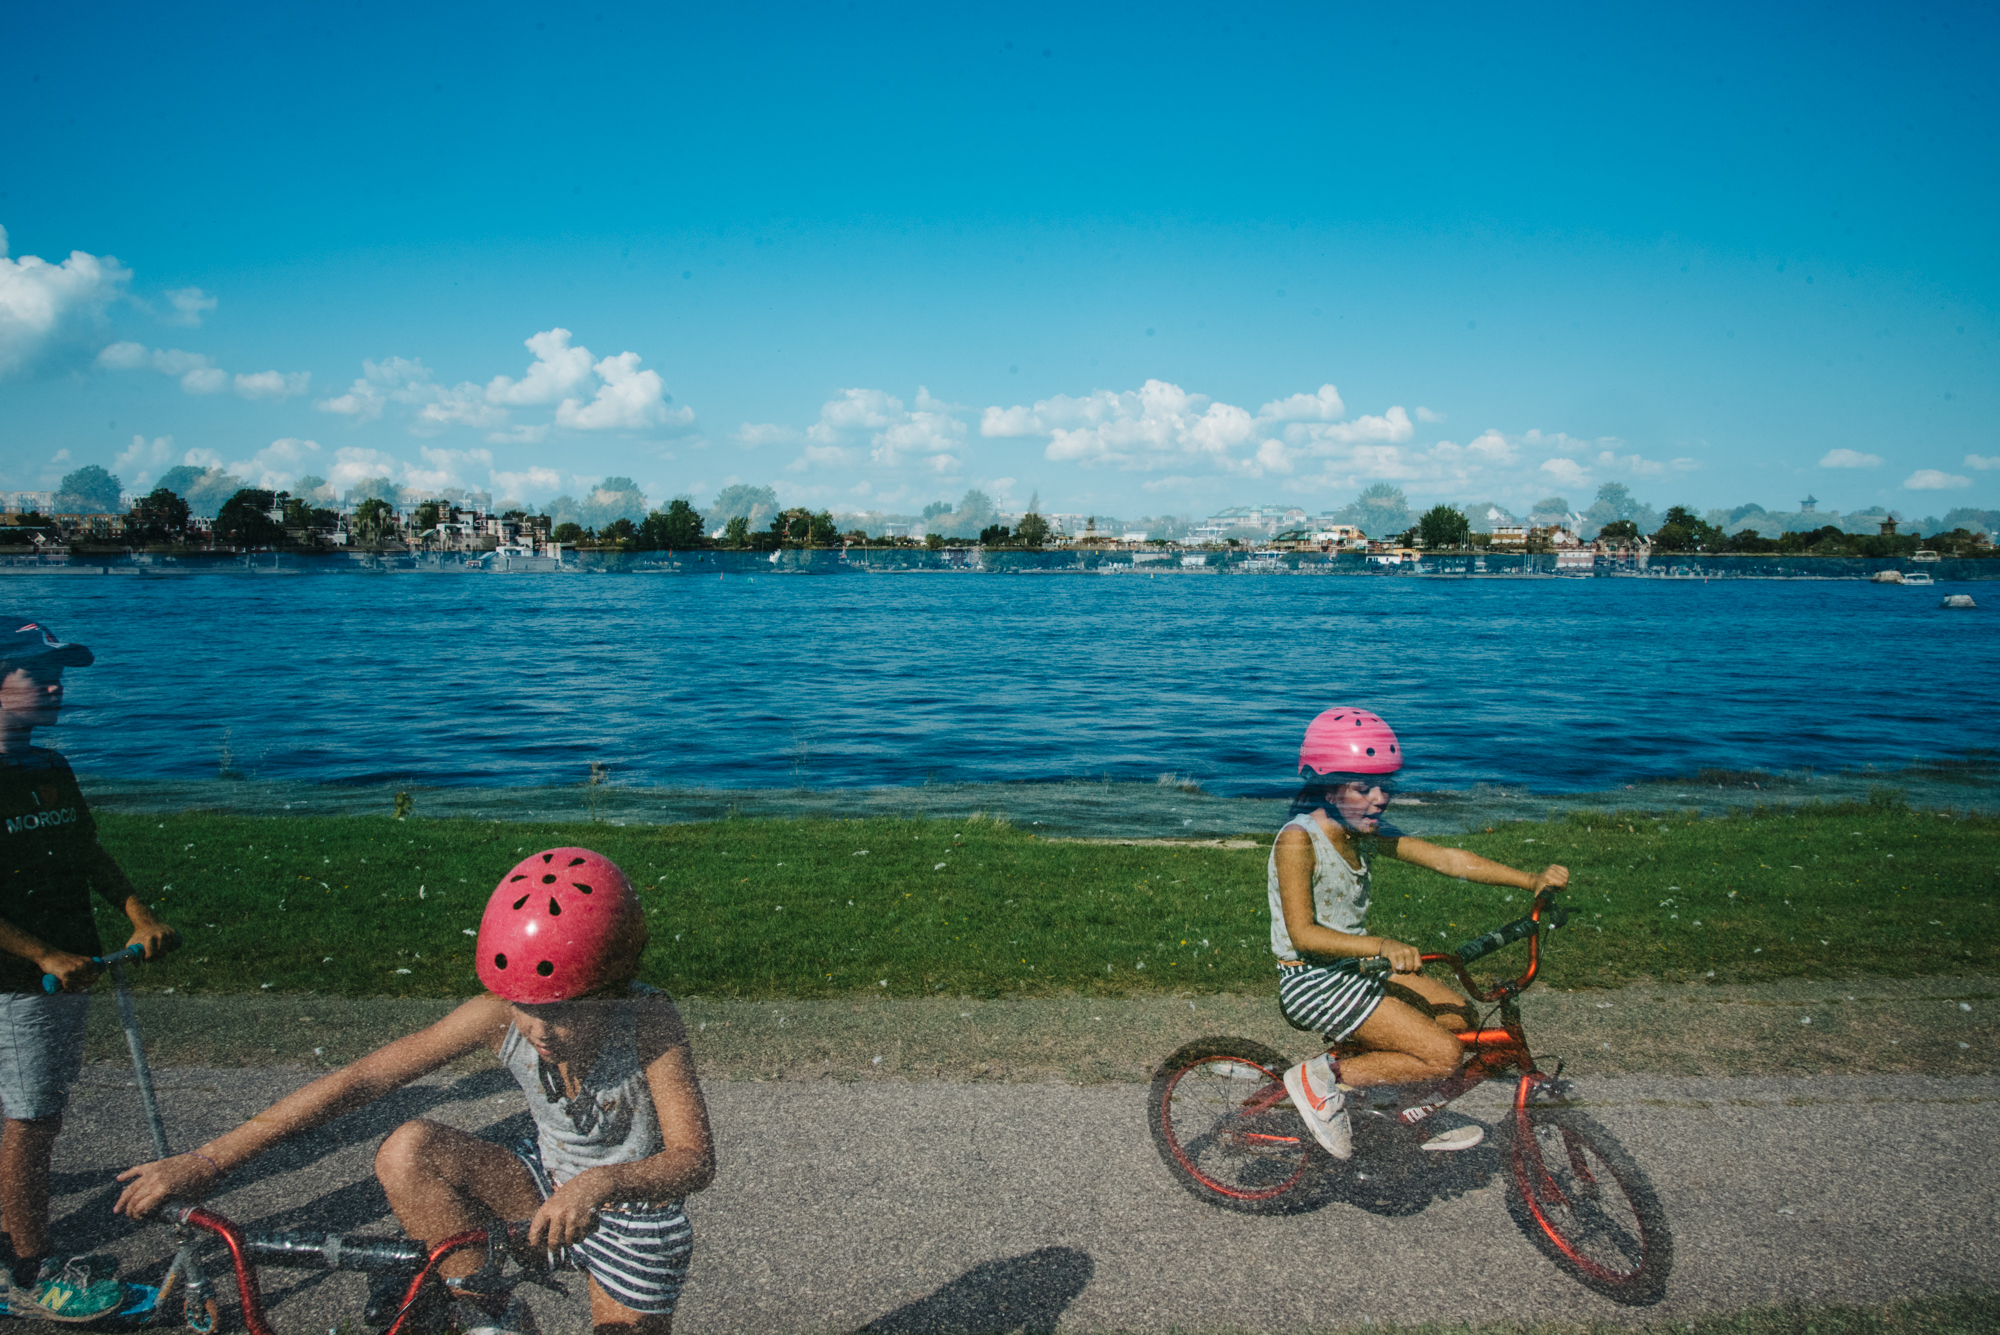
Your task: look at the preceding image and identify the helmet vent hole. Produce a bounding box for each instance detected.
[536,961,554,977]
[567,857,587,867]
[574,882,593,894]
[541,874,557,884]
[492,953,508,971]
[1366,746,1376,756]
[548,897,563,916]
[512,894,529,910]
[540,853,554,863]
[509,875,527,884]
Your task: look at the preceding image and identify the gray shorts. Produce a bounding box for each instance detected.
[0,991,90,1120]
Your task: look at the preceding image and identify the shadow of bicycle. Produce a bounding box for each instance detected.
[1245,1112,1501,1219]
[856,1246,1094,1335]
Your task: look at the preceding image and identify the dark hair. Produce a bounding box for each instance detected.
[1288,774,1398,820]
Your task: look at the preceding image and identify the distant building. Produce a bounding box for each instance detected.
[1801,495,1818,513]
[1,492,55,515]
[1489,523,1529,548]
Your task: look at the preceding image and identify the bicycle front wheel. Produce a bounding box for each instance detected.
[1149,1037,1309,1214]
[1503,1102,1673,1305]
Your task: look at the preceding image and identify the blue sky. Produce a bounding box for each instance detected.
[2,0,1994,520]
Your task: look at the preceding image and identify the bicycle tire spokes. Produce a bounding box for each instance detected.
[1516,1114,1650,1285]
[1160,1055,1309,1202]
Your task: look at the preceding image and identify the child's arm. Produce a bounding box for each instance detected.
[83,843,177,960]
[1275,825,1406,964]
[113,993,512,1218]
[1385,836,1569,894]
[522,996,716,1251]
[0,916,99,992]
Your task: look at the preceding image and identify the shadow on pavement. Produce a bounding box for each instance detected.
[857,1246,1094,1335]
[1257,1111,1501,1219]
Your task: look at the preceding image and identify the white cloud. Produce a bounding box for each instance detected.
[809,388,905,442]
[786,444,852,472]
[114,434,176,486]
[485,328,596,406]
[414,383,509,432]
[328,446,404,489]
[800,387,968,469]
[735,423,801,448]
[1140,474,1200,493]
[1593,449,1698,477]
[180,365,229,394]
[1415,406,1447,423]
[404,446,493,492]
[1903,469,1971,490]
[1540,457,1590,486]
[95,339,304,398]
[226,438,321,489]
[1035,381,1259,473]
[161,287,216,328]
[233,369,311,401]
[485,423,550,445]
[1964,454,1999,471]
[556,352,685,431]
[1819,448,1883,469]
[96,341,149,370]
[0,226,132,378]
[1257,384,1346,422]
[492,466,563,499]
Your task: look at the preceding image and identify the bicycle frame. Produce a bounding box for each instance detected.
[161,1207,531,1335]
[1216,890,1569,1137]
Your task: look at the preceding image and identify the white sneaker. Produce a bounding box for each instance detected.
[1419,1124,1486,1153]
[1283,1053,1353,1160]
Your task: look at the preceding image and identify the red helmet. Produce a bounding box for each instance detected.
[1298,707,1403,778]
[475,848,646,1003]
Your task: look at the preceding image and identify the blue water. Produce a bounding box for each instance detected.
[15,571,1997,820]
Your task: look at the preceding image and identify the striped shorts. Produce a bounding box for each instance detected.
[1277,959,1386,1043]
[510,1138,693,1316]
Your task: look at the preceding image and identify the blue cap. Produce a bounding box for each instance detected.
[0,621,93,669]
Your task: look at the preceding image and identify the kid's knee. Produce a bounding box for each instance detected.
[1414,1034,1463,1080]
[374,1119,448,1182]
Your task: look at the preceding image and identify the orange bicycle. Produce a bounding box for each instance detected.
[1149,891,1672,1306]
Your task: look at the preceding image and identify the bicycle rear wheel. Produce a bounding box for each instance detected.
[1503,1101,1673,1305]
[1149,1037,1310,1214]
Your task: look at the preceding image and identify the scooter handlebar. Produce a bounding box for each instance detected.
[41,934,180,993]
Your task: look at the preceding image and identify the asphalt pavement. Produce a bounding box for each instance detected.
[38,1061,2000,1333]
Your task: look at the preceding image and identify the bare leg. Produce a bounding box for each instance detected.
[1336,996,1463,1088]
[1391,974,1479,1034]
[589,1275,674,1335]
[374,1120,543,1283]
[0,1116,62,1260]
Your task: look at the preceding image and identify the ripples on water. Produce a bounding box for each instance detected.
[17,570,1999,833]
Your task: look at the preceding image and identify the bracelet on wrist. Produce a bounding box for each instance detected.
[184,1150,224,1178]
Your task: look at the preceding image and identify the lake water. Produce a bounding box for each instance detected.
[14,567,1998,835]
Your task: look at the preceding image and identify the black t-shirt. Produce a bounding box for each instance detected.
[0,748,110,992]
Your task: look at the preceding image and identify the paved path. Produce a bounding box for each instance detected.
[43,1064,2000,1333]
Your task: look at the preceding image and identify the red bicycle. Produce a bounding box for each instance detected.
[1149,891,1673,1306]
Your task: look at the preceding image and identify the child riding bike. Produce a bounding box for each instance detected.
[1273,708,1567,1160]
[115,849,715,1335]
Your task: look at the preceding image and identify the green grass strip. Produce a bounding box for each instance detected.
[92,797,1998,999]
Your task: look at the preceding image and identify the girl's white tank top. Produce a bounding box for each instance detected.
[1267,814,1371,961]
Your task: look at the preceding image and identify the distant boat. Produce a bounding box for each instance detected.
[1902,570,1936,586]
[1911,549,1941,563]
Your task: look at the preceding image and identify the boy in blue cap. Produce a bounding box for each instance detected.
[0,620,176,1321]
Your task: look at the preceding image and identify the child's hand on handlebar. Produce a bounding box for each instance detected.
[1529,865,1569,894]
[123,912,180,961]
[1375,937,1425,974]
[113,1152,222,1219]
[528,1168,616,1251]
[38,950,101,993]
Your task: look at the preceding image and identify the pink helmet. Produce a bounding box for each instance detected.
[1298,708,1403,777]
[475,848,647,1004]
